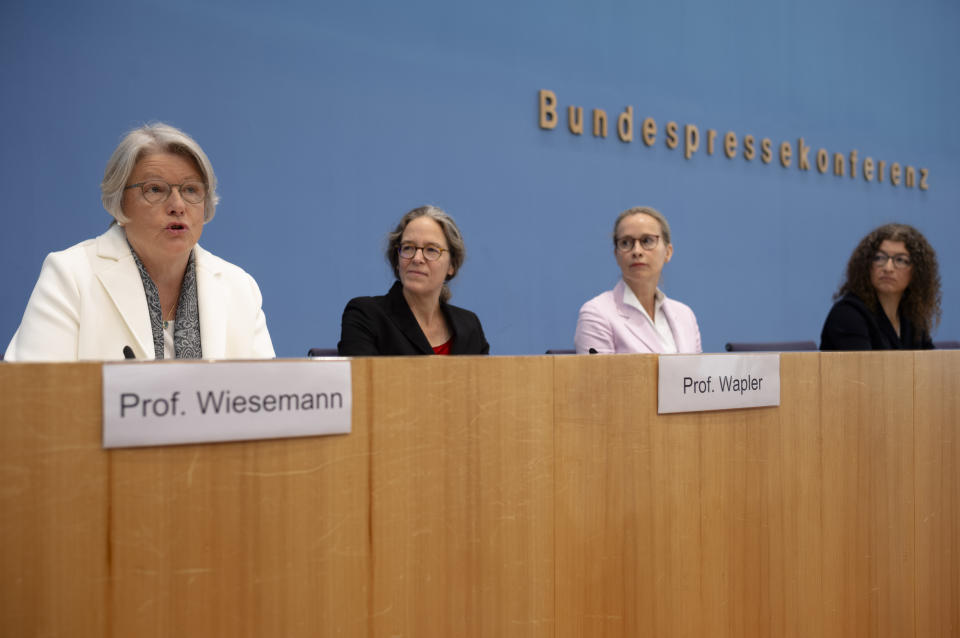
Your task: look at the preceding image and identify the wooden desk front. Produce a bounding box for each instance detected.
[1,352,956,637]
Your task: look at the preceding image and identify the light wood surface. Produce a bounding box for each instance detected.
[913,351,960,638]
[0,352,957,637]
[0,363,107,637]
[553,353,825,638]
[367,356,554,638]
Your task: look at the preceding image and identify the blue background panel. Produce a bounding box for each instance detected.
[2,0,957,355]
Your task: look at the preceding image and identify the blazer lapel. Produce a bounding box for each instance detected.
[442,303,466,354]
[613,281,662,353]
[94,226,154,358]
[195,246,226,358]
[387,282,432,354]
[661,300,687,352]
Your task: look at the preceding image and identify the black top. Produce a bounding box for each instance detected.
[820,292,933,351]
[338,281,490,356]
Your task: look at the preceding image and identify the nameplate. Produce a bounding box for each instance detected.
[657,354,780,414]
[102,360,352,448]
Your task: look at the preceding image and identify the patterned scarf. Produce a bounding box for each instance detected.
[128,243,202,359]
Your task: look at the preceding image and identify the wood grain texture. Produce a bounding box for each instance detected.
[106,358,372,637]
[913,351,960,638]
[1,352,957,637]
[820,352,916,638]
[777,353,824,638]
[368,356,555,638]
[554,353,822,638]
[0,363,107,637]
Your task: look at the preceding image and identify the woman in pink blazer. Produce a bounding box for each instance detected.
[574,206,701,354]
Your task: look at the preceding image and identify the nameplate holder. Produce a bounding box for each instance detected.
[657,354,780,414]
[102,360,352,448]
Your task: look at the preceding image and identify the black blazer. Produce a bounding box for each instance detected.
[820,292,933,351]
[338,281,489,356]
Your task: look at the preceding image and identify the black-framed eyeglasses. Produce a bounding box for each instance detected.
[872,252,912,269]
[125,180,207,205]
[398,243,446,261]
[615,234,660,252]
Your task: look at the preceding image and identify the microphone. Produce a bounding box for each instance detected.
[588,348,598,354]
[122,346,135,360]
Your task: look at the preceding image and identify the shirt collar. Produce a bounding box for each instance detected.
[621,281,665,320]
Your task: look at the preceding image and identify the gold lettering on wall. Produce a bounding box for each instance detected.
[568,106,583,135]
[833,153,845,176]
[535,90,931,193]
[539,90,557,129]
[593,109,608,137]
[779,141,792,167]
[642,118,657,146]
[797,138,810,170]
[617,106,633,142]
[761,138,773,164]
[665,122,679,149]
[685,124,699,159]
[817,149,828,173]
[724,132,737,159]
[891,162,902,186]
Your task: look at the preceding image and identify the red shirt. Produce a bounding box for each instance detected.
[432,339,452,355]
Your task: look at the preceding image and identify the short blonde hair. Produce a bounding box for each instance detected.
[612,206,672,248]
[101,122,220,224]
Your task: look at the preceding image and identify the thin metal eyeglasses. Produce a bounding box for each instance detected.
[615,234,660,252]
[872,252,912,269]
[124,180,207,204]
[398,243,447,261]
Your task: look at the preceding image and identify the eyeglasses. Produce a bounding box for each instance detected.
[125,180,207,205]
[615,234,660,252]
[398,243,447,261]
[872,252,912,269]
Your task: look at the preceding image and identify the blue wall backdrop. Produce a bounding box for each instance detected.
[2,0,958,356]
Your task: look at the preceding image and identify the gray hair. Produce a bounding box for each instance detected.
[612,206,672,248]
[101,122,219,224]
[385,205,466,303]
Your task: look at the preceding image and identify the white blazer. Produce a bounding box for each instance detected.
[574,280,702,354]
[5,224,275,361]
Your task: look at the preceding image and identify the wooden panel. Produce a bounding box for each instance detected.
[1,353,957,637]
[913,350,960,638]
[554,353,821,638]
[0,363,107,637]
[820,352,916,638]
[554,354,662,638]
[368,356,555,638]
[777,353,825,638]
[107,359,372,637]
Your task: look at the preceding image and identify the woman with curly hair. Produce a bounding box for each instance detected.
[820,223,941,350]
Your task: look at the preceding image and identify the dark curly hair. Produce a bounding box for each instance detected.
[835,223,941,335]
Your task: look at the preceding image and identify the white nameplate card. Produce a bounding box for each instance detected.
[102,360,352,448]
[658,354,780,414]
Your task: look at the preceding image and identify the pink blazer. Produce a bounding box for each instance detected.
[574,280,702,354]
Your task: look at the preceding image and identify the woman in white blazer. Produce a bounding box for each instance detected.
[574,206,701,354]
[5,123,274,361]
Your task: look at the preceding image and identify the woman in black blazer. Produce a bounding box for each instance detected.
[821,223,941,350]
[338,206,489,356]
